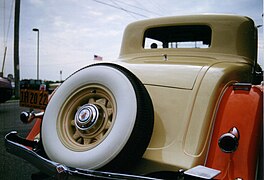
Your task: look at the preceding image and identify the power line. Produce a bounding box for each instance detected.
[1,0,15,76]
[147,0,167,16]
[113,0,161,17]
[6,0,15,45]
[3,0,15,46]
[92,0,149,18]
[109,0,137,19]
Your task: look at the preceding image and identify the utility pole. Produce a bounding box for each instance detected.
[32,28,40,80]
[60,70,62,82]
[14,0,20,98]
[1,47,7,77]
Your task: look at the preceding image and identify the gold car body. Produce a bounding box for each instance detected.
[111,14,257,170]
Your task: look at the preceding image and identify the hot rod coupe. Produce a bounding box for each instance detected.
[5,14,263,179]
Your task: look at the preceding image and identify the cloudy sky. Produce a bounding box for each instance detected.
[0,0,263,81]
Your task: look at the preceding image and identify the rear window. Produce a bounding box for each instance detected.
[143,25,212,49]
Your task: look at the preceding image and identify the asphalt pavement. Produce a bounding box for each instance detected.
[0,100,49,180]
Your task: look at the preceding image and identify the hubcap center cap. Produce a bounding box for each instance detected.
[75,104,99,130]
[78,109,91,122]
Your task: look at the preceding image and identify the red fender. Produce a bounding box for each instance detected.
[26,118,42,141]
[206,84,263,180]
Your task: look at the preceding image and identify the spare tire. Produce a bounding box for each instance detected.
[41,63,154,170]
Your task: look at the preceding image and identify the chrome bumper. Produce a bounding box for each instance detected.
[4,131,160,179]
[5,131,220,179]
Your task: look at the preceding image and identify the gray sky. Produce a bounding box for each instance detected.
[1,0,263,81]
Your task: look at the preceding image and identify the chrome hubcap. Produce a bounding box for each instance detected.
[75,104,99,131]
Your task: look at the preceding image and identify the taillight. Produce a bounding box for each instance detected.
[218,127,240,153]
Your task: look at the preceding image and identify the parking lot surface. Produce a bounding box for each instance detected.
[0,101,48,179]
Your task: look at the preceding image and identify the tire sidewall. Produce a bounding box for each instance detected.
[42,65,137,169]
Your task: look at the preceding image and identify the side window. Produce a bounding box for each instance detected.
[143,25,212,49]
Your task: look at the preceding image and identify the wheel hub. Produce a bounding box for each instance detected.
[75,104,99,131]
[57,85,116,151]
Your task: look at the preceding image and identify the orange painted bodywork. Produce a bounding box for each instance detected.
[206,85,263,180]
[26,118,42,141]
[26,94,54,141]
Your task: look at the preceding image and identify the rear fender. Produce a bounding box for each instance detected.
[26,119,42,141]
[206,83,263,180]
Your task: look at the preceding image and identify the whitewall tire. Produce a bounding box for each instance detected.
[41,63,154,170]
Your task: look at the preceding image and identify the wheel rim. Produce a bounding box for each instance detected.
[57,84,116,152]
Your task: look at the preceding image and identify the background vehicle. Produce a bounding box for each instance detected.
[20,79,47,91]
[5,15,263,179]
[0,77,12,103]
